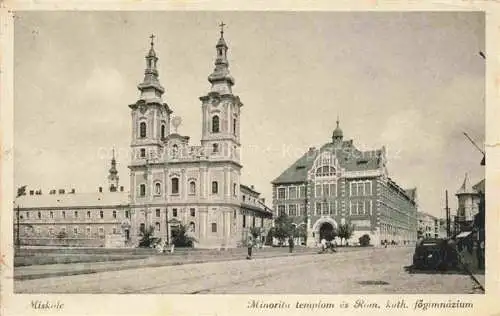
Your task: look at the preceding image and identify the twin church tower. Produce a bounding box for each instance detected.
[125,25,262,248]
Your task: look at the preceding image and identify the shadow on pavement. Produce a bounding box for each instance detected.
[403,265,469,275]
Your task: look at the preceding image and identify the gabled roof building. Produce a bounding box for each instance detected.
[272,120,418,247]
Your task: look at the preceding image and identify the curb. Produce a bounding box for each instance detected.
[15,250,320,281]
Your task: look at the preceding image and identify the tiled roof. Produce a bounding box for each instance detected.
[15,192,130,209]
[272,140,383,185]
[473,179,485,194]
[456,173,475,195]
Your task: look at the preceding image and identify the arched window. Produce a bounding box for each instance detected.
[212,143,219,153]
[189,181,196,195]
[161,124,166,139]
[211,181,218,194]
[171,178,179,194]
[155,182,161,195]
[155,222,160,232]
[172,144,179,158]
[189,221,196,232]
[316,166,336,177]
[139,122,147,138]
[212,115,220,133]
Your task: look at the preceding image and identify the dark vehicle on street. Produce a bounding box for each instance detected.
[412,238,459,271]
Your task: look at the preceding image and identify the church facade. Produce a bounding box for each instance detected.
[272,121,418,247]
[14,27,272,249]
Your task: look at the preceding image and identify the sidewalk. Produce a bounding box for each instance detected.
[458,248,485,290]
[14,247,318,281]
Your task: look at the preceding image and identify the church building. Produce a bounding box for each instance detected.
[14,26,273,249]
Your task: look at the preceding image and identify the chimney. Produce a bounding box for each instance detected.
[250,185,255,190]
[71,188,75,194]
[120,186,124,192]
[98,187,103,193]
[29,190,34,196]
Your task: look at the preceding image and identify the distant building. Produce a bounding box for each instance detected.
[417,212,445,239]
[271,120,418,247]
[14,27,273,248]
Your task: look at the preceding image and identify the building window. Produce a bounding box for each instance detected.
[140,148,146,158]
[277,188,286,200]
[289,186,297,199]
[289,204,297,217]
[233,118,237,134]
[365,181,372,195]
[26,212,30,219]
[125,210,130,218]
[190,208,196,217]
[161,124,166,139]
[139,122,147,138]
[155,182,161,195]
[50,211,54,218]
[172,208,178,217]
[73,227,78,235]
[233,183,237,196]
[211,223,217,233]
[299,185,306,198]
[243,215,246,227]
[330,183,337,197]
[172,144,179,158]
[62,211,66,219]
[351,183,357,196]
[323,183,330,197]
[87,211,91,218]
[74,211,78,218]
[48,227,54,236]
[316,166,336,177]
[100,210,104,219]
[277,205,286,216]
[243,195,246,202]
[315,184,322,197]
[113,210,117,219]
[189,181,196,195]
[86,227,91,236]
[252,216,256,227]
[171,178,179,194]
[261,217,264,227]
[139,184,146,197]
[299,204,305,216]
[156,209,160,217]
[155,222,160,232]
[189,222,195,232]
[316,202,322,216]
[212,115,220,133]
[212,181,218,194]
[98,227,105,238]
[139,223,145,233]
[37,211,41,219]
[112,227,117,234]
[212,143,219,153]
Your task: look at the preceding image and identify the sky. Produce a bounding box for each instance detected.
[14,11,485,218]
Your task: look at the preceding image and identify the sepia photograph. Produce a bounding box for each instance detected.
[10,11,485,296]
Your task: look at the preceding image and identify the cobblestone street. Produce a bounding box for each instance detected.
[15,247,481,294]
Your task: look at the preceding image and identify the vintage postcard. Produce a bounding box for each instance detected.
[1,2,499,316]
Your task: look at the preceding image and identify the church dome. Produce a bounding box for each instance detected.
[332,126,343,138]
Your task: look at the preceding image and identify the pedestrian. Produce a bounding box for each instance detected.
[320,238,327,253]
[246,235,254,259]
[288,236,294,253]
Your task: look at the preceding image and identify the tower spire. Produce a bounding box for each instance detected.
[138,34,165,98]
[332,115,343,146]
[208,22,234,94]
[108,148,119,192]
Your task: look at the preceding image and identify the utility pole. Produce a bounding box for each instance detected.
[445,190,451,238]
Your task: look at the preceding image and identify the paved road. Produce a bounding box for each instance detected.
[15,247,481,294]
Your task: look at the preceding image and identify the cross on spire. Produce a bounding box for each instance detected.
[219,22,226,36]
[336,115,340,127]
[150,34,155,46]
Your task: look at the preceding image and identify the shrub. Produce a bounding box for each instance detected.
[359,234,371,247]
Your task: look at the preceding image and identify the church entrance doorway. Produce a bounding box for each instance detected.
[319,222,335,241]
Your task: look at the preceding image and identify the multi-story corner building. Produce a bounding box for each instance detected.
[14,26,273,248]
[271,121,418,247]
[417,212,445,239]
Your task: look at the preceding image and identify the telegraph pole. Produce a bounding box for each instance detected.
[445,190,451,238]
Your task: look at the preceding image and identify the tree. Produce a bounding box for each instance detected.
[359,234,371,247]
[173,224,198,247]
[249,226,262,239]
[337,223,355,246]
[295,224,307,240]
[138,225,156,248]
[271,214,294,245]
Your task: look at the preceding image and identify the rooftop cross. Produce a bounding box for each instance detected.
[219,22,226,36]
[150,34,155,46]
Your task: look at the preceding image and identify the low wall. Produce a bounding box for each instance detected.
[20,238,104,248]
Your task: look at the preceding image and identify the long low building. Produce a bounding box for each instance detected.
[271,120,418,247]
